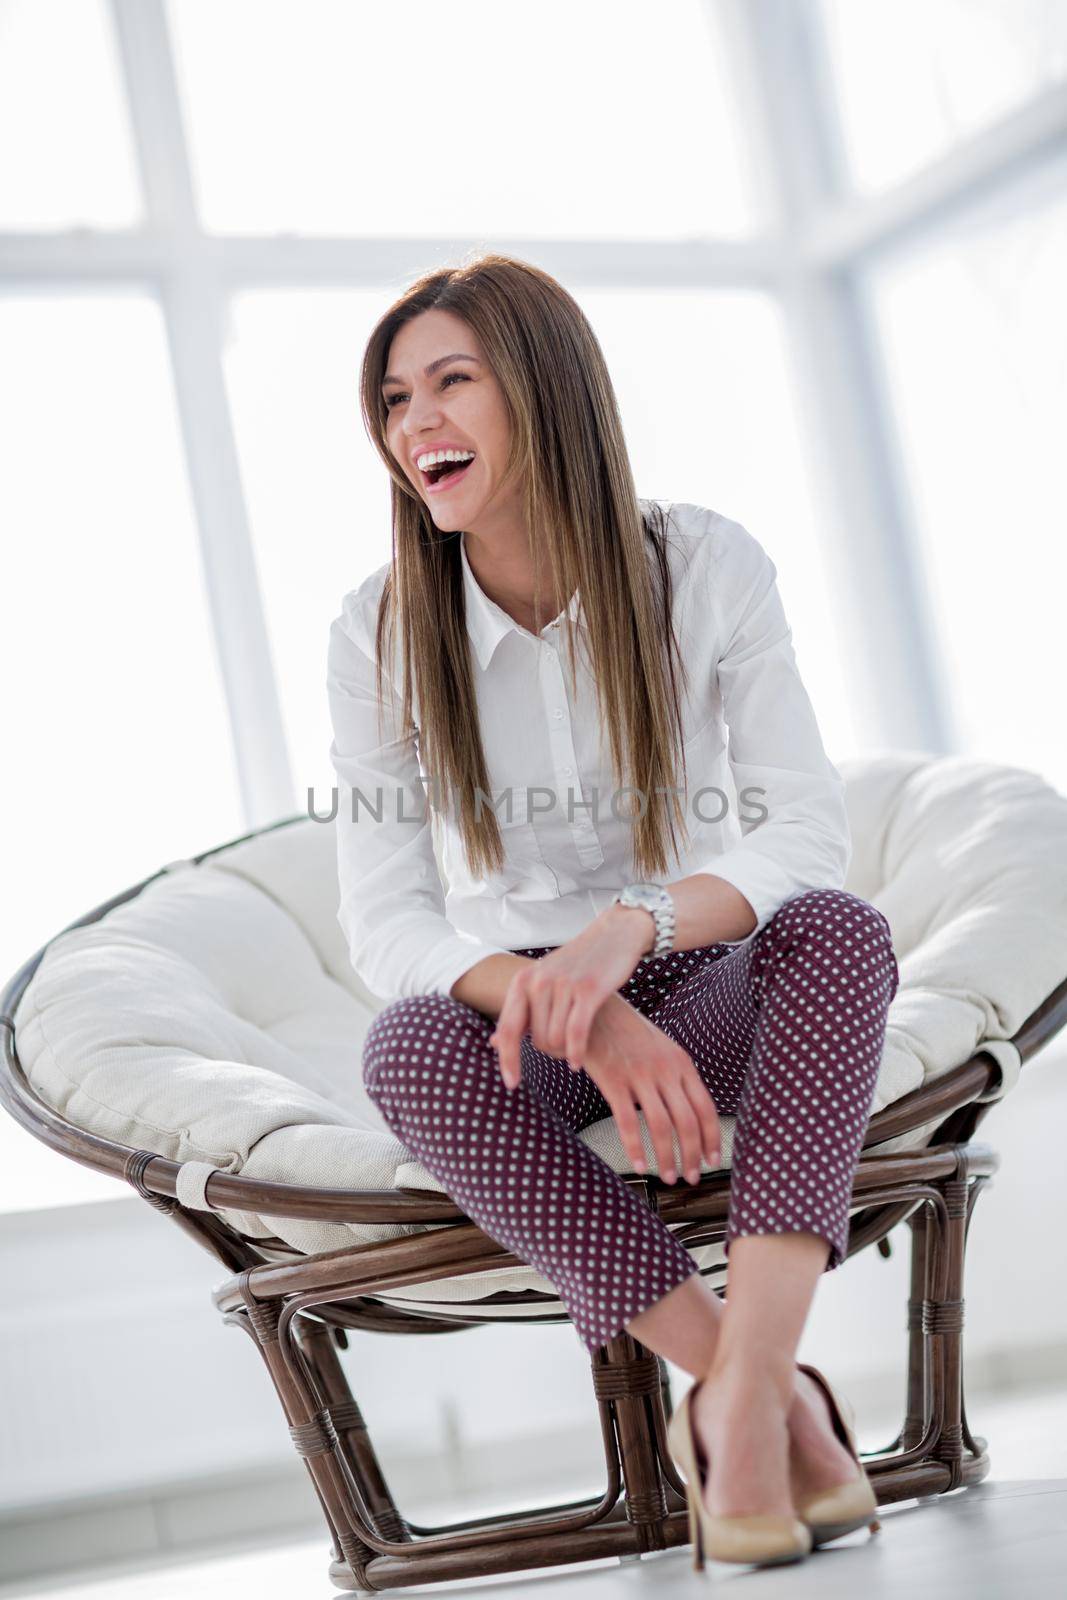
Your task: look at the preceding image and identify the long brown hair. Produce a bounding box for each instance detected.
[358,251,699,881]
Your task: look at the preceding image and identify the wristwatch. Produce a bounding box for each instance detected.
[611,882,677,957]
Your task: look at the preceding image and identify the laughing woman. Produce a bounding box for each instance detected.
[326,252,898,1570]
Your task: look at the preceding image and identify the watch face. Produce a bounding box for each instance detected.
[625,883,664,910]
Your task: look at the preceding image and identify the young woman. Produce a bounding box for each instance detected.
[327,253,898,1569]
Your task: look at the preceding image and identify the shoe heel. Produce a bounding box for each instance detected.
[669,1379,811,1570]
[792,1362,882,1547]
[684,1481,704,1570]
[669,1389,706,1571]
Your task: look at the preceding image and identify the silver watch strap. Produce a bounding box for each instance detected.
[648,888,676,956]
[613,883,676,956]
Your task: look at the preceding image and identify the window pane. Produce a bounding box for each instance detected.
[166,0,762,238]
[869,160,1067,795]
[223,289,397,811]
[224,281,857,839]
[0,293,242,1211]
[0,0,142,229]
[575,287,858,763]
[819,0,1067,193]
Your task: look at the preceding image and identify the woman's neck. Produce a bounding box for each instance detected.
[462,526,572,634]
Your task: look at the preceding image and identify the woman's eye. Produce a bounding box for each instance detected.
[384,371,469,409]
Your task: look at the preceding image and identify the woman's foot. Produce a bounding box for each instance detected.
[690,1359,796,1520]
[688,1360,861,1522]
[787,1366,863,1504]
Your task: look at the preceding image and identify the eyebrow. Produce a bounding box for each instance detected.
[381,353,481,388]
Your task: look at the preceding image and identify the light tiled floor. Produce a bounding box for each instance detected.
[2,1384,1065,1600]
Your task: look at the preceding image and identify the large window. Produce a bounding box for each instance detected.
[2,0,1064,1210]
[819,0,1067,192]
[0,0,143,228]
[868,154,1067,795]
[0,291,242,1211]
[166,0,762,238]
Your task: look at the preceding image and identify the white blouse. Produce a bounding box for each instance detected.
[326,499,851,1001]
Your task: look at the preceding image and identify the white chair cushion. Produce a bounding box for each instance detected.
[14,752,1067,1312]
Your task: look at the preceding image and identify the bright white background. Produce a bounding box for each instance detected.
[1,0,1065,1563]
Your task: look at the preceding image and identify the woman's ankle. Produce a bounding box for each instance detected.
[702,1344,797,1408]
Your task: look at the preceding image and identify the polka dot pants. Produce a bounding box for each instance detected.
[362,887,899,1355]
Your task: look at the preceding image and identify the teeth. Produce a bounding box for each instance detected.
[416,448,475,471]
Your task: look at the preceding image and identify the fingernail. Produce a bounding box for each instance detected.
[634,1158,646,1173]
[664,1168,676,1185]
[687,1168,699,1185]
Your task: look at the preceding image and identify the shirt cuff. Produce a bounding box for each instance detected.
[419,932,516,1001]
[690,848,799,938]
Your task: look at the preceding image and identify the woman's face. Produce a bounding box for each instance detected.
[382,307,518,533]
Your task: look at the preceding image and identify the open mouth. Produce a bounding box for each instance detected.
[420,455,476,493]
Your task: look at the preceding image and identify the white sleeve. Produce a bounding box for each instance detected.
[327,594,513,1001]
[689,518,851,933]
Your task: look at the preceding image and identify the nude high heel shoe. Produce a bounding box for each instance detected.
[790,1362,882,1547]
[666,1377,813,1570]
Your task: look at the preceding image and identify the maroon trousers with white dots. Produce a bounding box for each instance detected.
[362,888,899,1354]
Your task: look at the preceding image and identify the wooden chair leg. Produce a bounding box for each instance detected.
[221,1287,380,1592]
[903,1199,932,1449]
[930,1174,968,1483]
[930,1154,994,1490]
[228,1286,690,1589]
[294,1319,410,1544]
[959,1175,993,1461]
[590,1334,672,1551]
[865,1149,994,1504]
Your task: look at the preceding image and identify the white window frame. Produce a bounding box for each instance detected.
[2,0,1065,826]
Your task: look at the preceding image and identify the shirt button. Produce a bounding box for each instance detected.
[553,708,564,719]
[563,766,573,776]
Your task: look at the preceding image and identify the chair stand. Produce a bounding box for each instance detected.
[212,1138,998,1594]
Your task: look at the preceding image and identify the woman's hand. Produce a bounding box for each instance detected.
[489,904,651,1090]
[579,996,721,1182]
[497,990,721,1184]
[487,905,721,1183]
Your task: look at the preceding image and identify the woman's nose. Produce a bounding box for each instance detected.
[404,391,444,434]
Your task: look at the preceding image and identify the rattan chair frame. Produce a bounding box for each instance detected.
[3,815,1066,1593]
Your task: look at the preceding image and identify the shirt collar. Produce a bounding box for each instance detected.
[459,530,581,671]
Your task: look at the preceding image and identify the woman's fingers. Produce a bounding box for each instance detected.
[543,980,576,1060]
[532,972,606,1065]
[490,976,531,1090]
[679,1071,722,1167]
[605,1088,647,1174]
[563,980,604,1069]
[636,1083,679,1183]
[526,971,561,1059]
[661,1080,705,1184]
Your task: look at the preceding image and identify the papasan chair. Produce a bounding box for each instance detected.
[3,749,1067,1594]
